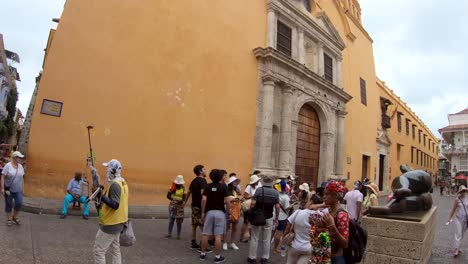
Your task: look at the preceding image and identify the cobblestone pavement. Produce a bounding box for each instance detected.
[0,192,467,263]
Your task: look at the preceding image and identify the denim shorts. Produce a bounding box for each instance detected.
[202,210,226,236]
[276,219,288,231]
[4,191,23,212]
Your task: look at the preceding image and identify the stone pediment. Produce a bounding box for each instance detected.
[315,12,346,49]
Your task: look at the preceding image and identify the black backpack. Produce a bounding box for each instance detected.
[334,208,368,264]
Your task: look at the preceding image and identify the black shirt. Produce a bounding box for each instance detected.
[203,182,229,213]
[189,177,207,208]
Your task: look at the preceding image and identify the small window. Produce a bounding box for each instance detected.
[424,134,426,146]
[360,78,367,106]
[324,53,333,82]
[418,130,422,143]
[277,21,292,57]
[405,119,410,136]
[397,112,403,132]
[411,147,415,163]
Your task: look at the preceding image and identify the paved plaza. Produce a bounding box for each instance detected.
[0,192,467,264]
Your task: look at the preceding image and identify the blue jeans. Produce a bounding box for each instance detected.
[62,194,89,216]
[331,255,345,264]
[4,191,23,212]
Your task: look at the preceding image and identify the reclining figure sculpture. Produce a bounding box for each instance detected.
[368,165,433,216]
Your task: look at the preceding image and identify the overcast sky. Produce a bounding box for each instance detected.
[1,0,467,137]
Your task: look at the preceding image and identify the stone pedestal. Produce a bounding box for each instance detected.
[362,207,437,264]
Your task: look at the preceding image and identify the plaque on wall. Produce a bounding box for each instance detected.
[41,99,63,117]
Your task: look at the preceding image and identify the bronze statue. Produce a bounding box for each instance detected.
[368,165,433,216]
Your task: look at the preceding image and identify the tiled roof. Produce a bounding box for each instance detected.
[452,108,468,115]
[439,123,468,133]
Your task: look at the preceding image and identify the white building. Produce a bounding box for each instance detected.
[439,108,468,175]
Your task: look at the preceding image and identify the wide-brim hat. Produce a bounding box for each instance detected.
[278,175,288,179]
[299,183,309,192]
[260,175,275,187]
[249,175,261,185]
[228,176,240,185]
[458,185,468,193]
[365,182,380,196]
[174,175,185,185]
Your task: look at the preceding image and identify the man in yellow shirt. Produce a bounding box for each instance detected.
[91,159,129,264]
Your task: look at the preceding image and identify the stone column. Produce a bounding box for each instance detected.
[336,57,343,88]
[267,8,277,48]
[320,132,335,182]
[258,76,276,168]
[290,121,299,175]
[317,42,324,77]
[279,85,295,170]
[335,110,347,178]
[298,29,305,65]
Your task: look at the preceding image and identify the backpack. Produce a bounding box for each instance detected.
[334,208,368,264]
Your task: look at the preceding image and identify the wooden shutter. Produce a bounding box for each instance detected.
[324,54,333,82]
[360,78,367,105]
[277,21,292,57]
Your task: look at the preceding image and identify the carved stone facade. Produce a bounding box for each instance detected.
[252,0,352,184]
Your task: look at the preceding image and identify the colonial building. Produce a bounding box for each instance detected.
[24,0,437,204]
[439,108,468,176]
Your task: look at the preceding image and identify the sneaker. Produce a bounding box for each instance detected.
[191,242,200,250]
[214,256,226,263]
[60,214,66,219]
[222,242,228,251]
[199,253,206,261]
[247,258,257,264]
[82,215,89,220]
[260,258,268,264]
[198,247,213,254]
[230,243,239,250]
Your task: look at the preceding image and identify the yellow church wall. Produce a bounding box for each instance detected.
[316,0,380,186]
[27,0,267,204]
[378,80,439,188]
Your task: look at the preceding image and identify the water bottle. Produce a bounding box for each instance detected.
[280,245,286,257]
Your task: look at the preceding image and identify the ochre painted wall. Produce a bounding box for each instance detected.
[27,0,267,204]
[378,80,439,188]
[316,0,380,186]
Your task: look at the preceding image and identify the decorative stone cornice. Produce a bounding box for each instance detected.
[262,73,279,84]
[282,84,296,95]
[254,47,353,103]
[336,109,348,117]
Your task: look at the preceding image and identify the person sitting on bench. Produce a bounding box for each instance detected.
[60,171,89,220]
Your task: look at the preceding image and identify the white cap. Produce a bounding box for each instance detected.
[174,175,185,185]
[12,151,24,158]
[102,159,122,170]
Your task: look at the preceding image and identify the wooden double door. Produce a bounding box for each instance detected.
[295,104,320,186]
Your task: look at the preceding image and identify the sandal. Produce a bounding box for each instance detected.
[7,220,13,226]
[12,217,21,225]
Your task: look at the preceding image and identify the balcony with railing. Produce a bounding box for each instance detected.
[441,144,468,157]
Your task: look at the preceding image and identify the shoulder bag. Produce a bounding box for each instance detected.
[248,187,266,226]
[4,164,19,195]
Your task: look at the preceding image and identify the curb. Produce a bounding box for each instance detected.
[21,197,192,219]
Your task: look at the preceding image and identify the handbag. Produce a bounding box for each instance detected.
[458,197,468,228]
[120,220,136,247]
[229,198,241,223]
[248,188,266,226]
[281,224,295,246]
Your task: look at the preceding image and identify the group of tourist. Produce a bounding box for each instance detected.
[165,164,382,263]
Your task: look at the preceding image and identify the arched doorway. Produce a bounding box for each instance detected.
[295,104,320,186]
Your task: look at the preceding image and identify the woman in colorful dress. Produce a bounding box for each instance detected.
[320,180,349,264]
[166,175,187,239]
[447,185,468,257]
[362,182,379,215]
[223,174,242,250]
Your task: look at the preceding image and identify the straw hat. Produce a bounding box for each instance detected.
[299,183,309,192]
[249,174,261,185]
[173,175,185,185]
[458,185,468,193]
[365,182,380,196]
[228,176,240,185]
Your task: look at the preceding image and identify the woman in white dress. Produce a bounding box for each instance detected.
[447,185,468,257]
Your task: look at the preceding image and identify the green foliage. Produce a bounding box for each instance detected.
[0,88,18,142]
